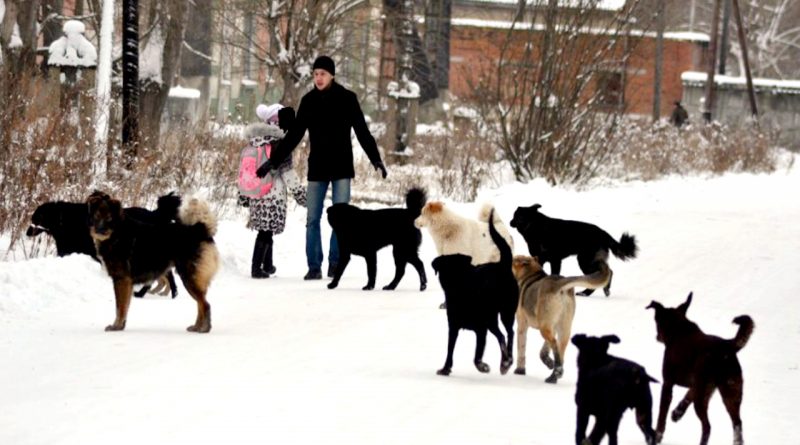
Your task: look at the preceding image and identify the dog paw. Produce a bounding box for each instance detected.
[603,288,611,297]
[475,361,490,373]
[104,323,125,332]
[513,367,526,375]
[327,282,338,289]
[382,284,396,291]
[438,302,447,310]
[540,356,555,369]
[362,284,374,291]
[654,431,663,444]
[187,323,211,333]
[545,373,559,384]
[420,283,427,291]
[500,359,512,375]
[436,368,451,376]
[577,289,594,297]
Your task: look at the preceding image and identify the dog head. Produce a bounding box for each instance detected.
[646,292,694,344]
[27,202,60,236]
[572,333,620,354]
[87,191,124,241]
[511,255,544,281]
[414,201,445,229]
[509,203,543,231]
[156,192,182,223]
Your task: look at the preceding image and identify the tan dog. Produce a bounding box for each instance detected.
[512,253,610,383]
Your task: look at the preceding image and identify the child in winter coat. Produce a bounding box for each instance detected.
[239,104,307,278]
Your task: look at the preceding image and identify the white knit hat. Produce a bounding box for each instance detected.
[256,103,284,124]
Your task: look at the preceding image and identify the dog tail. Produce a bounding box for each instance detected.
[557,252,611,293]
[610,232,638,261]
[731,315,755,351]
[406,187,427,218]
[178,198,218,237]
[488,209,512,268]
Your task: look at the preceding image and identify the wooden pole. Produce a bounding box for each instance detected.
[653,0,665,121]
[719,0,731,74]
[731,0,758,119]
[703,0,722,123]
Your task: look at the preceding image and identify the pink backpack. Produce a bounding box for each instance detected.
[238,142,273,198]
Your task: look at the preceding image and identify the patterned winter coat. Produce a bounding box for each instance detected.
[239,123,307,234]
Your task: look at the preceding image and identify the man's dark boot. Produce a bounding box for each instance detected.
[304,269,322,280]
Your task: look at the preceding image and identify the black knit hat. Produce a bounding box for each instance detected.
[312,55,335,76]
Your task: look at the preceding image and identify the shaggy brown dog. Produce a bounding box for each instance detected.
[512,253,610,383]
[646,293,754,445]
[88,192,219,333]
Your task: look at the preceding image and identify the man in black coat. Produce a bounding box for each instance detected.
[258,55,387,280]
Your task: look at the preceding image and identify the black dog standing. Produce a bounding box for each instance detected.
[509,203,638,296]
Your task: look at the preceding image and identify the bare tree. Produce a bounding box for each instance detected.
[466,1,645,185]
[211,0,369,107]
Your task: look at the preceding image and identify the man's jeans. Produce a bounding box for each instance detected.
[306,179,351,271]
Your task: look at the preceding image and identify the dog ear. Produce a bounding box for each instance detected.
[571,334,587,346]
[602,334,621,344]
[532,204,542,212]
[646,301,663,311]
[678,292,693,314]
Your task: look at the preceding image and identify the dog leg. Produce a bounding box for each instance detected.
[655,382,674,443]
[539,341,555,370]
[542,327,562,383]
[473,329,490,373]
[437,327,459,376]
[383,250,406,290]
[167,271,178,298]
[576,252,598,297]
[488,323,511,375]
[587,416,606,445]
[500,311,515,374]
[363,252,377,291]
[693,386,714,445]
[603,269,613,297]
[133,284,151,298]
[719,380,744,445]
[575,406,591,445]
[182,275,212,333]
[327,252,351,290]
[514,313,528,375]
[408,255,427,291]
[106,277,133,331]
[671,391,693,422]
[637,403,657,445]
[549,259,562,276]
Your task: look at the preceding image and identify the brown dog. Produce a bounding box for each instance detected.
[87,192,219,333]
[646,293,754,445]
[511,253,610,383]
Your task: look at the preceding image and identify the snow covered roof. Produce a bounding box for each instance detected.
[451,17,710,42]
[169,85,202,99]
[464,0,626,11]
[682,71,800,95]
[47,20,97,68]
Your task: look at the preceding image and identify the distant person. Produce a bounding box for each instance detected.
[239,104,307,278]
[257,55,387,280]
[670,101,689,128]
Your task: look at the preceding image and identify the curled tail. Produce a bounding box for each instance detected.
[406,187,427,218]
[488,209,512,268]
[557,252,611,293]
[731,315,755,351]
[178,198,218,237]
[611,232,638,261]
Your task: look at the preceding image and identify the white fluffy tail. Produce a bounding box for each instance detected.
[179,198,218,237]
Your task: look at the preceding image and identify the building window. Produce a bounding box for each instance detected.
[596,70,624,108]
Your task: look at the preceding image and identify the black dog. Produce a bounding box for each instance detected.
[646,293,754,445]
[509,203,638,296]
[27,193,183,298]
[88,192,219,332]
[431,210,519,376]
[326,188,427,291]
[572,334,657,445]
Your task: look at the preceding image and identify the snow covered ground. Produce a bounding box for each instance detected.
[2,163,799,444]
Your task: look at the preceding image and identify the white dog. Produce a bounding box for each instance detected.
[414,201,514,265]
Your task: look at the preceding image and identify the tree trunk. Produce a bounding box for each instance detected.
[122,0,140,168]
[138,0,187,147]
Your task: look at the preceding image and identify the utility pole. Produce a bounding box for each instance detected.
[731,0,758,118]
[719,0,732,74]
[122,0,139,168]
[653,0,665,121]
[703,0,722,122]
